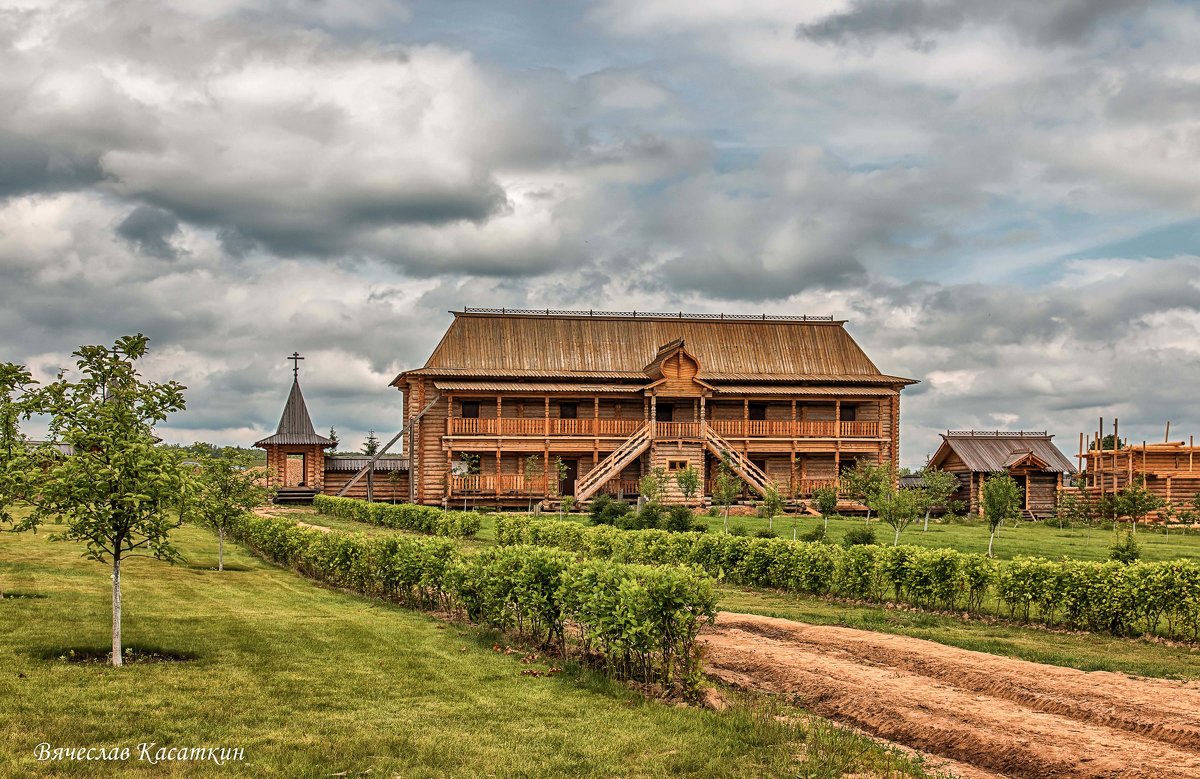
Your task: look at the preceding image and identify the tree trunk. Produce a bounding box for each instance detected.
[894,526,900,546]
[723,506,729,535]
[923,508,931,531]
[988,528,996,558]
[218,528,225,572]
[824,514,829,532]
[111,555,123,667]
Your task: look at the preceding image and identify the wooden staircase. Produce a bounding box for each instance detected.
[273,487,319,505]
[576,423,652,501]
[704,428,771,497]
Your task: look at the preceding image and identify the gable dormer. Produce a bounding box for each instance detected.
[643,339,711,396]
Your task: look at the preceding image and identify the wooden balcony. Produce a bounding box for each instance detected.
[448,418,644,437]
[449,474,550,495]
[448,417,879,439]
[707,420,878,438]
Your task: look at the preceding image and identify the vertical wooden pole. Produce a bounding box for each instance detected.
[835,399,841,439]
[1190,436,1194,472]
[495,446,501,496]
[742,398,748,437]
[544,395,550,437]
[791,399,797,438]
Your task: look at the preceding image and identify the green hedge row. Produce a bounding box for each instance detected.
[496,515,1200,641]
[230,513,716,691]
[312,495,481,538]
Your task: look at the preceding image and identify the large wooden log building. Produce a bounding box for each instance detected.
[391,308,916,507]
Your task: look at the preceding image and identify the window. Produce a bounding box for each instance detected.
[461,400,480,419]
[748,403,767,421]
[668,460,689,472]
[657,403,674,422]
[559,402,578,419]
[841,405,856,422]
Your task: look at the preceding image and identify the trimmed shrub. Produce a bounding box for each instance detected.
[496,515,1200,641]
[312,495,481,538]
[230,513,716,692]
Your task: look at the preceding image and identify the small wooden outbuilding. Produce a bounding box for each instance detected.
[926,431,1075,519]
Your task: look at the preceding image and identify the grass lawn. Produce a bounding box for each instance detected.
[0,525,940,778]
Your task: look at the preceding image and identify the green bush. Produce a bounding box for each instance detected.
[312,495,481,538]
[798,524,827,543]
[1110,528,1141,563]
[665,505,695,533]
[494,515,1200,641]
[842,526,877,547]
[230,513,716,692]
[753,528,777,539]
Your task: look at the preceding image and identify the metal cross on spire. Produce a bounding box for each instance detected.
[288,351,304,379]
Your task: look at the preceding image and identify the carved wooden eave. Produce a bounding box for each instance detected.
[640,340,713,396]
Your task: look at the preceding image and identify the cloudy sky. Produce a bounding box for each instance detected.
[3,0,1199,466]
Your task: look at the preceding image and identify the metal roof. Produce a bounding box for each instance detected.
[433,381,642,393]
[395,311,917,386]
[932,431,1076,474]
[324,457,409,472]
[254,379,336,448]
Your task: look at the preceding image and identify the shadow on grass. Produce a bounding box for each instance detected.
[31,644,199,665]
[184,563,255,572]
[0,592,48,600]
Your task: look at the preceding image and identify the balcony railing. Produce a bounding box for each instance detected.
[448,417,879,438]
[449,474,550,495]
[654,421,702,438]
[449,418,644,437]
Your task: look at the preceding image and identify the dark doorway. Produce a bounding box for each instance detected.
[751,458,767,474]
[658,403,674,422]
[559,402,578,419]
[461,400,481,419]
[841,405,857,422]
[561,459,579,496]
[749,403,767,421]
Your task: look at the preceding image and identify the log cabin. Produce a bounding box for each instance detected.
[390,308,916,507]
[927,431,1075,519]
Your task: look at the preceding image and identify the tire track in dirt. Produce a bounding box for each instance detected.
[703,612,1200,779]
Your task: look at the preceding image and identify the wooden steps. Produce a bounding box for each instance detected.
[273,487,319,505]
[575,423,652,501]
[704,428,771,497]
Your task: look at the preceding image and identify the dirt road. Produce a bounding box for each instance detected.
[702,612,1200,779]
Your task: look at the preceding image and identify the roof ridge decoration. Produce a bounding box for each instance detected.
[945,430,1050,438]
[457,307,839,323]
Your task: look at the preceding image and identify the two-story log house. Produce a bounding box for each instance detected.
[391,309,916,506]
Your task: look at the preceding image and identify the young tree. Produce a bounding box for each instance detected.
[982,471,1023,558]
[1055,479,1098,543]
[552,456,568,498]
[328,426,339,452]
[675,465,701,508]
[842,459,892,523]
[523,455,543,512]
[812,485,839,534]
[712,458,742,534]
[458,451,481,510]
[761,483,784,534]
[23,335,190,666]
[876,486,923,546]
[192,454,268,571]
[1114,476,1163,534]
[919,467,959,531]
[0,363,36,534]
[361,431,380,456]
[386,469,404,504]
[639,466,669,506]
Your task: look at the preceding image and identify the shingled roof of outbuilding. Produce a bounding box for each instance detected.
[254,379,336,448]
[393,310,917,386]
[931,431,1076,474]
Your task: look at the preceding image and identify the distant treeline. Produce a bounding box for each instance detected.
[161,442,267,464]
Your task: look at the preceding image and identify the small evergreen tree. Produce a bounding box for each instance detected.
[361,431,380,456]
